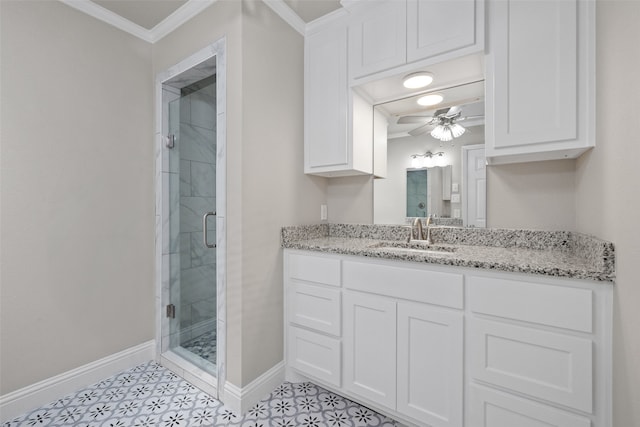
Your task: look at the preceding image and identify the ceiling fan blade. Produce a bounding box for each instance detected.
[457,115,484,121]
[397,115,433,124]
[444,106,462,117]
[408,123,435,137]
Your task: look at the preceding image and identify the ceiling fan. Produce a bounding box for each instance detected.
[398,106,483,141]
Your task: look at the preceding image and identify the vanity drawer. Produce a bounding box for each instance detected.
[288,282,341,336]
[470,384,591,427]
[470,318,593,413]
[342,260,463,309]
[468,275,593,332]
[288,326,341,387]
[288,253,341,287]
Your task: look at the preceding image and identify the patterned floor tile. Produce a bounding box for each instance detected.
[2,362,399,427]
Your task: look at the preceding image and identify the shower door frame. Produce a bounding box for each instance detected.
[154,39,227,398]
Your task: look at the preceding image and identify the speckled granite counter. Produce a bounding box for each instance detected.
[281,224,615,282]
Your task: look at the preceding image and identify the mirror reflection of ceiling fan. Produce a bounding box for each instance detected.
[398,105,484,141]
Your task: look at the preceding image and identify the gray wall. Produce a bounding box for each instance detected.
[576,1,640,425]
[0,1,154,394]
[152,0,327,387]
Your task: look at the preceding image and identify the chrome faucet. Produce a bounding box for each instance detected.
[424,214,434,245]
[406,215,435,244]
[408,217,425,242]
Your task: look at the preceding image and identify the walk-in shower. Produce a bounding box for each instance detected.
[155,40,226,397]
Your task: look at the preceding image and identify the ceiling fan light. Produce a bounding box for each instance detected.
[402,72,434,89]
[430,125,444,139]
[450,123,466,138]
[417,94,443,106]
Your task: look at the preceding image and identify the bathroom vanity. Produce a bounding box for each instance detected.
[281,224,614,427]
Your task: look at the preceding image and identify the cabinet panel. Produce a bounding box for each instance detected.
[305,25,348,171]
[349,0,407,79]
[343,291,396,409]
[470,318,593,413]
[491,0,577,146]
[288,252,341,287]
[485,0,594,163]
[468,275,593,332]
[343,260,463,308]
[470,385,591,427]
[407,0,477,62]
[288,327,341,387]
[289,283,341,336]
[397,303,463,427]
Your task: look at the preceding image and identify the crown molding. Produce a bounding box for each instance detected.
[59,0,152,42]
[149,0,218,43]
[262,0,306,36]
[58,0,217,43]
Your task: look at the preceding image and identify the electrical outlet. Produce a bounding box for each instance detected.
[451,194,461,203]
[453,209,461,218]
[452,183,459,192]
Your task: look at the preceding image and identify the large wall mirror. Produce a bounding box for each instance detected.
[359,53,487,227]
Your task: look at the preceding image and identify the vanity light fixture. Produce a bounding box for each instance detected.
[410,151,446,168]
[402,72,434,89]
[417,93,444,106]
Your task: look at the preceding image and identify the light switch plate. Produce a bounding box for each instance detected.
[452,183,459,192]
[451,194,461,203]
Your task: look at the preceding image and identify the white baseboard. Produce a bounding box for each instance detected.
[0,340,155,423]
[222,361,285,415]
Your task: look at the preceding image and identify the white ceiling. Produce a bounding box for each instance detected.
[90,0,341,31]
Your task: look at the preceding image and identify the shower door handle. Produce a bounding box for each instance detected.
[203,212,216,249]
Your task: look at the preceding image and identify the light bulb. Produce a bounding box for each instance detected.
[435,154,447,167]
[423,156,434,168]
[411,156,420,168]
[430,125,444,140]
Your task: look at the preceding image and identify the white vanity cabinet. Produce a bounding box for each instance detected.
[348,0,484,82]
[465,273,610,427]
[284,249,612,427]
[485,0,595,164]
[304,21,374,177]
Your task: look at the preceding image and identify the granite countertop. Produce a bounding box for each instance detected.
[281,224,615,283]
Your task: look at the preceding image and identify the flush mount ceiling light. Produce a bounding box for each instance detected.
[417,93,444,106]
[402,72,434,89]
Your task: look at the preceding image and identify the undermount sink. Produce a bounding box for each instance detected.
[368,242,457,256]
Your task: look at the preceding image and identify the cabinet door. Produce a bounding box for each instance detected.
[469,385,591,427]
[407,0,478,63]
[305,25,348,172]
[485,0,594,163]
[397,302,463,427]
[343,291,396,409]
[349,0,407,80]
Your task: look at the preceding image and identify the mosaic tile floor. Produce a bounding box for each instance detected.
[182,331,217,366]
[2,361,400,427]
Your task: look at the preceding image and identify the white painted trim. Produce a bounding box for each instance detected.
[0,341,155,423]
[263,0,306,35]
[222,362,285,415]
[149,0,218,43]
[57,0,217,43]
[59,0,152,42]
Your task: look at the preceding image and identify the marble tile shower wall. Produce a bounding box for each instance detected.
[176,80,217,342]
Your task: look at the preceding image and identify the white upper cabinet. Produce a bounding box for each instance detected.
[305,22,374,177]
[349,0,484,82]
[485,0,595,164]
[348,1,407,80]
[407,0,480,63]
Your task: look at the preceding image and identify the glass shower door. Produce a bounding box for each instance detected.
[166,75,217,375]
